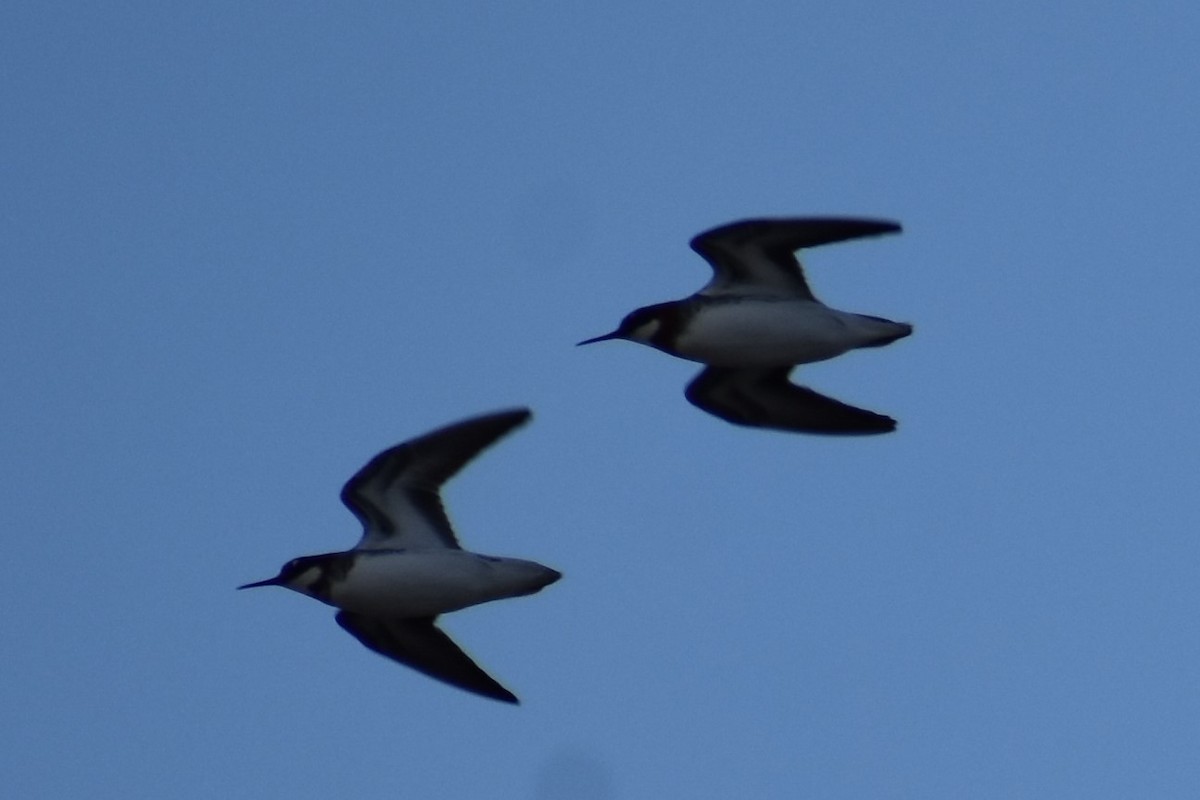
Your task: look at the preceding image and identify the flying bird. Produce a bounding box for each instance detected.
[579,217,912,434]
[239,409,560,704]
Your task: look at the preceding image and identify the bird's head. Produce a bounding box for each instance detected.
[237,555,326,594]
[577,303,673,348]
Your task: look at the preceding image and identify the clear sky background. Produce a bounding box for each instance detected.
[3,2,1198,798]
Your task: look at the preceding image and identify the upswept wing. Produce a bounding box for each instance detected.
[684,366,896,435]
[336,612,518,704]
[340,408,532,550]
[689,217,901,299]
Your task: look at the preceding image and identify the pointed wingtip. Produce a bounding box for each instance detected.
[467,680,520,704]
[857,417,898,436]
[494,407,533,427]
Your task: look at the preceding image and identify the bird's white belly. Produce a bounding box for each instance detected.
[674,300,874,366]
[330,550,559,617]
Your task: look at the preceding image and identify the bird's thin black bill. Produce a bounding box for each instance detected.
[576,331,621,346]
[237,577,282,590]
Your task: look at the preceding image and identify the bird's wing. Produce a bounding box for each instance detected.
[689,217,901,299]
[335,611,518,704]
[340,409,532,551]
[684,366,896,435]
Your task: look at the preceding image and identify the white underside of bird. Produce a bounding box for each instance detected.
[671,298,909,367]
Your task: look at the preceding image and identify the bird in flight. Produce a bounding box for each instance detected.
[580,217,912,434]
[239,409,560,703]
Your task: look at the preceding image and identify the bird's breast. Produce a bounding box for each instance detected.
[329,551,560,617]
[672,300,872,366]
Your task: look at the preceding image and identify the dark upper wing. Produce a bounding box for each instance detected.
[689,217,902,299]
[684,366,896,435]
[335,612,519,704]
[340,408,532,551]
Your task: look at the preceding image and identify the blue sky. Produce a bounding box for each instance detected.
[3,2,1199,797]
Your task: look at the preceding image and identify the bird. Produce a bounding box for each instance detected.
[578,217,912,434]
[238,408,561,704]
